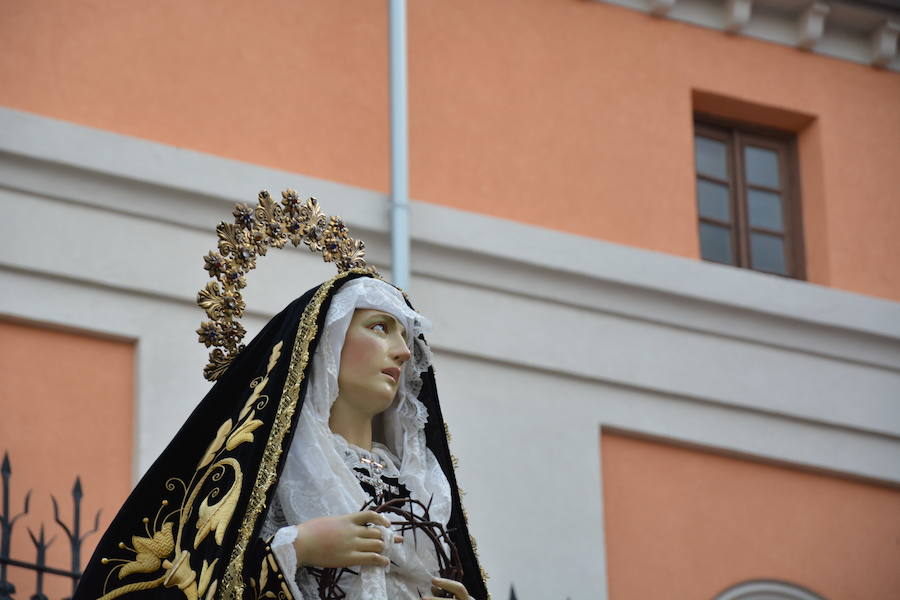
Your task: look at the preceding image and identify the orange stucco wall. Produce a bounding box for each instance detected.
[1,1,898,301]
[600,432,900,599]
[0,320,133,599]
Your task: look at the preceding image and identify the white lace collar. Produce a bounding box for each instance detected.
[330,432,401,478]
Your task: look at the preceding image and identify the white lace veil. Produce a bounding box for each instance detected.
[275,276,453,544]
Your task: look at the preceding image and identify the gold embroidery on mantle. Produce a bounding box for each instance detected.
[97,341,285,600]
[220,269,368,600]
[248,548,289,600]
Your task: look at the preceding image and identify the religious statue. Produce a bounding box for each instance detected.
[74,191,488,600]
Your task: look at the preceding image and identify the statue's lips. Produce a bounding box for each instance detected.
[381,367,400,383]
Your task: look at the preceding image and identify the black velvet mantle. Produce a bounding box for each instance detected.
[74,271,487,600]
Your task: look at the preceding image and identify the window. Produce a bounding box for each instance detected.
[693,117,804,278]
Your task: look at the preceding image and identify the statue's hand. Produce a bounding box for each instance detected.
[424,576,472,599]
[293,510,402,568]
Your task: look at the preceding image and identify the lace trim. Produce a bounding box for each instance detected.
[330,434,401,478]
[270,526,301,599]
[260,493,289,540]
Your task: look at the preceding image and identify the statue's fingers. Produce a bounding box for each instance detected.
[351,510,390,527]
[357,525,383,539]
[356,538,385,553]
[348,551,389,567]
[431,577,469,599]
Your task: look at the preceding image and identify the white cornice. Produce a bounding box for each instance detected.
[596,0,900,71]
[725,0,754,33]
[650,0,678,17]
[2,107,899,463]
[872,20,900,66]
[2,106,899,361]
[797,2,831,50]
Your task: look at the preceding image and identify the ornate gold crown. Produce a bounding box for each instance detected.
[196,190,378,380]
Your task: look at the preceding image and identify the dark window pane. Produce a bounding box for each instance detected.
[695,136,728,179]
[744,146,780,188]
[747,189,784,231]
[697,180,731,222]
[700,223,734,264]
[750,232,787,274]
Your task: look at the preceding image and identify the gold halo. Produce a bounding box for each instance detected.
[196,190,378,380]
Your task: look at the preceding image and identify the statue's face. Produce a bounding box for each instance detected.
[336,308,410,416]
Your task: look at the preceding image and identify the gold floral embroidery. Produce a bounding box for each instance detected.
[118,521,175,579]
[198,558,219,599]
[98,340,286,600]
[193,458,242,548]
[198,420,232,470]
[226,418,264,451]
[248,547,288,600]
[204,580,219,600]
[220,269,368,600]
[162,550,196,592]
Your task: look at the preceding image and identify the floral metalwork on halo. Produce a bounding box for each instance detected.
[196,190,378,381]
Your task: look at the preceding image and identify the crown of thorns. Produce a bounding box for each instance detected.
[310,497,464,600]
[196,190,378,380]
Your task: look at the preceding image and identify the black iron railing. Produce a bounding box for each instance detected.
[0,452,99,600]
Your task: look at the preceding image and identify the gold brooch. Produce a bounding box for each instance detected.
[196,190,378,380]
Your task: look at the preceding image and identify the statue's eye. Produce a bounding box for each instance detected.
[370,322,388,334]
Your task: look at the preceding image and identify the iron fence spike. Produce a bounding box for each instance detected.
[81,508,102,541]
[51,495,74,540]
[1,452,85,597]
[27,527,38,547]
[10,490,33,526]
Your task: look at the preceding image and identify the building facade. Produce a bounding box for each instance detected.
[1,1,899,599]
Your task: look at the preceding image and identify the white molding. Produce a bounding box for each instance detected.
[4,107,900,600]
[726,0,754,34]
[797,2,831,50]
[650,0,678,17]
[594,0,900,72]
[871,20,900,67]
[2,107,900,433]
[4,109,896,343]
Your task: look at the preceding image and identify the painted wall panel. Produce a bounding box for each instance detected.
[601,432,900,600]
[0,0,390,195]
[0,321,133,600]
